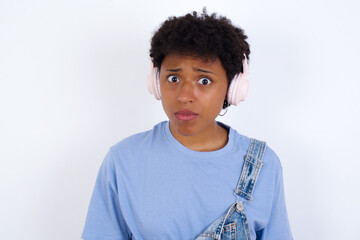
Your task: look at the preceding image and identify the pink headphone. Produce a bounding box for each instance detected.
[147,55,249,106]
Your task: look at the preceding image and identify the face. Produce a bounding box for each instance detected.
[159,53,228,137]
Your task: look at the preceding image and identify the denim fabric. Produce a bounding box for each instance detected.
[195,139,266,240]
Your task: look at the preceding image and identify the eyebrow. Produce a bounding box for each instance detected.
[165,68,216,75]
[194,68,215,75]
[165,68,182,72]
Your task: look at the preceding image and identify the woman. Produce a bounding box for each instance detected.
[82,9,292,240]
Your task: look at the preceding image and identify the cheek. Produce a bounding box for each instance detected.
[200,89,226,113]
[160,91,175,115]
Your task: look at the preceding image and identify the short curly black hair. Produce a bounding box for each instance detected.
[149,8,250,84]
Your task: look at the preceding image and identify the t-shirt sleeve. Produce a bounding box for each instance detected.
[82,149,131,240]
[256,163,293,240]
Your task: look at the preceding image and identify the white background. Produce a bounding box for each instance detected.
[1,0,359,239]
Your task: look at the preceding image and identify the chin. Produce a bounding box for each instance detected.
[170,121,199,137]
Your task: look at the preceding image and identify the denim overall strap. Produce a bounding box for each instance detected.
[234,139,266,201]
[195,138,267,240]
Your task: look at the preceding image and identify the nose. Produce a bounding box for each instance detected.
[177,81,195,103]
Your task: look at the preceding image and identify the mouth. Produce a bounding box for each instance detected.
[174,110,199,121]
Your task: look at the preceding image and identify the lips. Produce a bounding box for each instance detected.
[174,110,199,121]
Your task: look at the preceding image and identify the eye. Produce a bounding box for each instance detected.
[198,78,212,85]
[167,75,179,83]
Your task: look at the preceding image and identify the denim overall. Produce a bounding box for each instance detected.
[195,139,266,240]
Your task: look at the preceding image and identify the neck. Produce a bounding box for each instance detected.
[169,121,229,152]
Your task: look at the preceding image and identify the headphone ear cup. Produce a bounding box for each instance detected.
[147,63,161,100]
[227,55,249,106]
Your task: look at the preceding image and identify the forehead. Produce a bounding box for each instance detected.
[161,53,225,72]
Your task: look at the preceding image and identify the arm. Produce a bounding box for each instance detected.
[256,165,293,240]
[81,150,131,240]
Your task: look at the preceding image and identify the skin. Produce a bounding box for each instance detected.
[159,53,229,152]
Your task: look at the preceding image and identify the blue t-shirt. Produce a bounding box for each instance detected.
[82,121,292,240]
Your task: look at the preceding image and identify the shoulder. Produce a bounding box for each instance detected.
[231,128,284,188]
[230,126,282,172]
[263,144,282,171]
[105,121,167,166]
[110,121,165,150]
